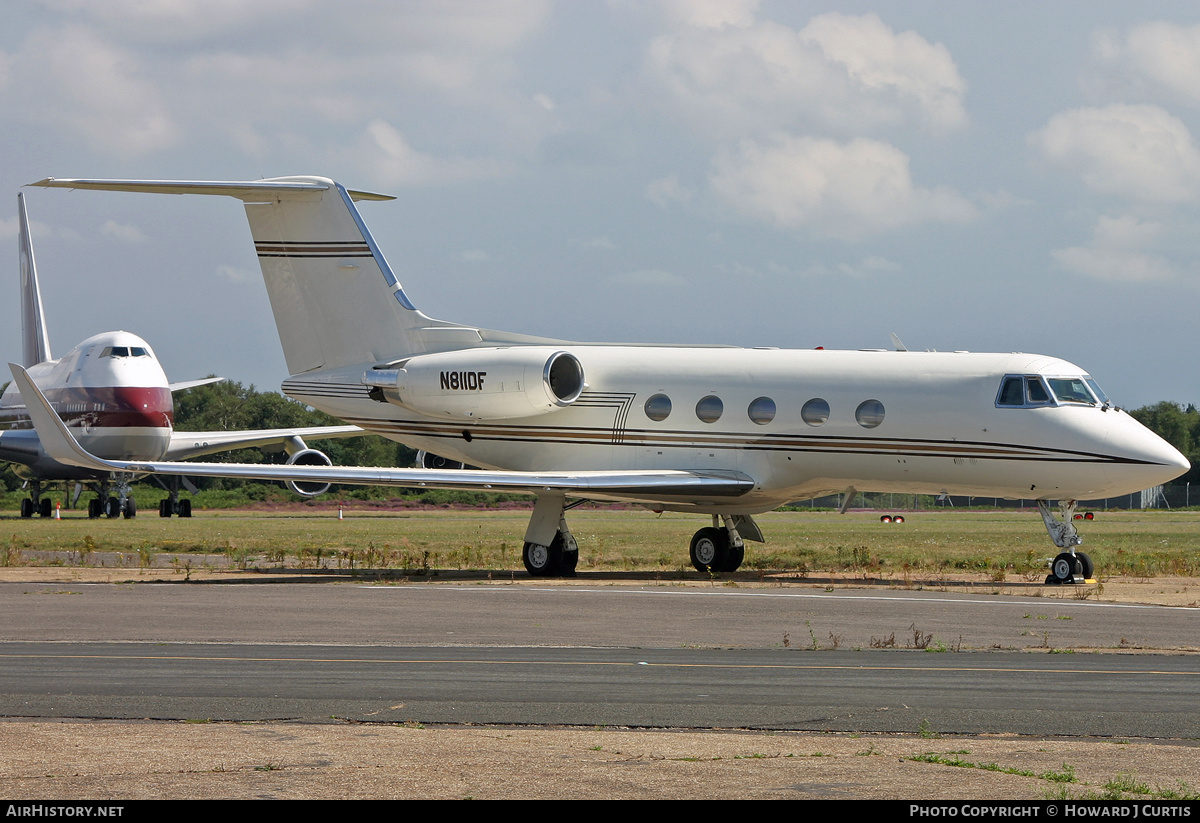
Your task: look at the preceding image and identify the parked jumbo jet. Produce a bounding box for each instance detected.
[1,192,363,519]
[18,176,1190,581]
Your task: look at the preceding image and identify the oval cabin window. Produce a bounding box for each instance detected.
[801,398,830,427]
[644,393,672,422]
[747,396,776,425]
[695,395,723,424]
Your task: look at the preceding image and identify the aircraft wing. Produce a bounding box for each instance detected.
[168,377,226,392]
[12,364,754,502]
[164,425,365,461]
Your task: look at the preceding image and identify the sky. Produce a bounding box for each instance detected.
[2,1,1199,408]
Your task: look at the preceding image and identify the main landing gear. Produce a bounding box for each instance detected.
[521,494,579,577]
[1038,500,1095,585]
[687,514,764,572]
[86,478,137,519]
[518,495,763,577]
[18,481,54,519]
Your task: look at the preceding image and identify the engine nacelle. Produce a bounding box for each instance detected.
[363,347,585,422]
[416,450,465,470]
[284,448,333,497]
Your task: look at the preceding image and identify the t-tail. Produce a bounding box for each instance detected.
[18,192,52,368]
[29,176,554,377]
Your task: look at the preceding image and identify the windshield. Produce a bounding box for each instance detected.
[1047,377,1095,405]
[996,374,1109,408]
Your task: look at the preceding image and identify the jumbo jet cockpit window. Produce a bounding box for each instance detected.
[99,346,150,358]
[996,374,1108,409]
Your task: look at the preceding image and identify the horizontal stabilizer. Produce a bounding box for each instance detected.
[29,178,395,202]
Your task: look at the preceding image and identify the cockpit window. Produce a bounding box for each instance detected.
[995,374,1055,408]
[997,374,1106,408]
[1048,377,1094,405]
[99,346,149,358]
[997,376,1024,406]
[1026,377,1051,405]
[1085,377,1109,405]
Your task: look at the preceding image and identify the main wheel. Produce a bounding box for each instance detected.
[561,548,579,576]
[123,497,137,519]
[159,499,172,517]
[106,497,120,519]
[39,497,53,518]
[523,539,563,576]
[1075,551,1094,580]
[20,498,33,519]
[88,498,103,519]
[723,541,745,572]
[690,527,730,572]
[179,499,192,518]
[1051,552,1081,584]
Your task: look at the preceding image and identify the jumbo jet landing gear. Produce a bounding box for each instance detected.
[157,476,193,517]
[521,493,580,577]
[87,479,137,519]
[19,481,54,518]
[1038,500,1094,584]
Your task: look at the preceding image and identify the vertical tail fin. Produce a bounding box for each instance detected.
[239,178,440,374]
[28,176,474,375]
[18,192,52,367]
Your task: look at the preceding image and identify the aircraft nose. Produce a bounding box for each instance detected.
[1106,413,1190,490]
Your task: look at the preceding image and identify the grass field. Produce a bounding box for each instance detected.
[2,506,1197,578]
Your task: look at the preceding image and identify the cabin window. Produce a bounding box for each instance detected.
[695,395,723,424]
[644,393,672,422]
[747,396,776,425]
[856,399,885,428]
[801,398,829,426]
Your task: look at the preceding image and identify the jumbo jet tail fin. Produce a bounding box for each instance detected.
[28,176,491,375]
[17,193,51,367]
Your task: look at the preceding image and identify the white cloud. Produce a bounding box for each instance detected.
[1052,215,1181,282]
[709,136,975,239]
[1031,104,1200,204]
[2,2,554,163]
[655,0,760,29]
[7,25,179,155]
[799,13,967,133]
[101,220,146,243]
[643,11,966,139]
[353,120,510,186]
[1090,22,1200,107]
[645,175,694,208]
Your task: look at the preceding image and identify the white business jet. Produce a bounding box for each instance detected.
[1,192,363,519]
[18,176,1189,581]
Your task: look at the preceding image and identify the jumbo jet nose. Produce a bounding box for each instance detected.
[1105,413,1190,493]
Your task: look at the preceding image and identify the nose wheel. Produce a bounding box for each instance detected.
[1047,550,1094,584]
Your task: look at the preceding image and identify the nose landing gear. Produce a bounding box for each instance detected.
[1039,500,1095,584]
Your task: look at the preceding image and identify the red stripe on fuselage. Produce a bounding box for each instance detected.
[0,386,173,430]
